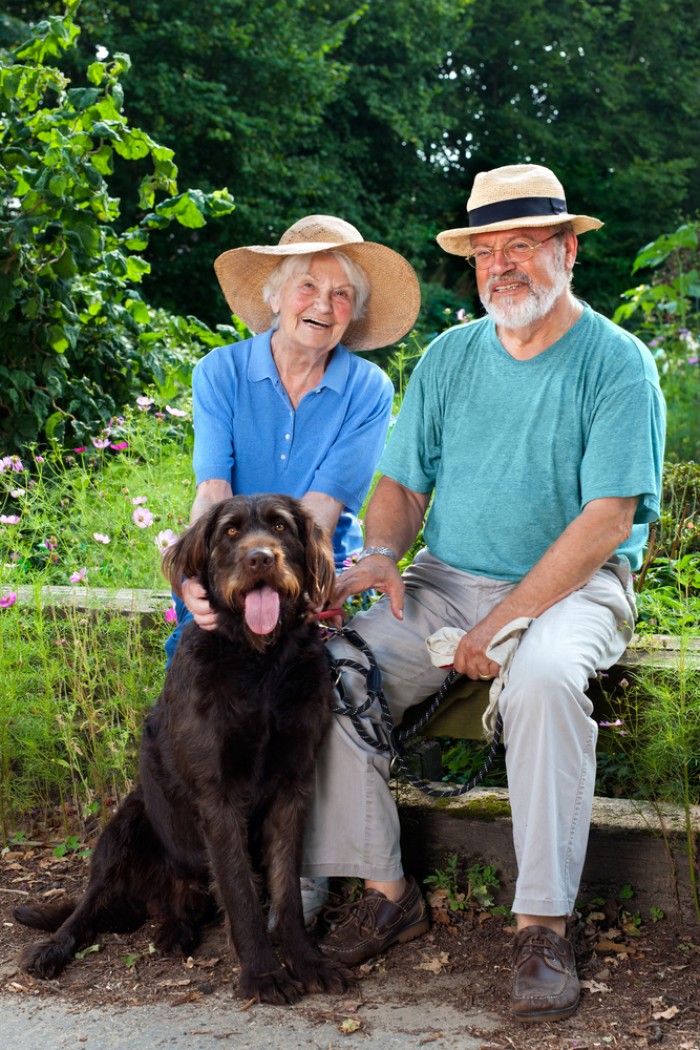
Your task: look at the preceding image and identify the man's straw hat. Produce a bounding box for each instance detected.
[214,215,420,351]
[437,164,603,256]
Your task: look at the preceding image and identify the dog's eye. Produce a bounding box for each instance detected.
[227,527,239,538]
[273,521,286,533]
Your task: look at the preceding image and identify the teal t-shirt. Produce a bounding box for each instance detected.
[379,304,665,578]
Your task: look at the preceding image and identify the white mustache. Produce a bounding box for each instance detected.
[484,272,532,295]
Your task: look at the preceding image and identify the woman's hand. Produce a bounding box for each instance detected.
[181,577,219,631]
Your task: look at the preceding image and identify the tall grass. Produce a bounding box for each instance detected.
[0,399,191,839]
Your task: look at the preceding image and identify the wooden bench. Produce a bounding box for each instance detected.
[9,586,697,744]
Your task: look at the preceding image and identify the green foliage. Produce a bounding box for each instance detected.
[0,400,193,589]
[614,224,700,463]
[7,0,700,333]
[0,595,168,838]
[424,853,500,912]
[0,1,235,449]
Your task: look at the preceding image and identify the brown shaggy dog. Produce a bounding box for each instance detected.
[14,494,351,1004]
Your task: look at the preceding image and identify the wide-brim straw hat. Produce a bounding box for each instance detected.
[437,164,603,256]
[213,215,421,351]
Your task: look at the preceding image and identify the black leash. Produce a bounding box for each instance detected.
[327,626,503,800]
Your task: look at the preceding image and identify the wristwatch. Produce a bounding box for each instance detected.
[355,545,398,564]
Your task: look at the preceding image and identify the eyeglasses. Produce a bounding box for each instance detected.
[466,232,561,270]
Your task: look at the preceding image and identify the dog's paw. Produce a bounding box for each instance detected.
[19,939,72,979]
[237,966,305,1005]
[290,956,354,996]
[154,919,199,958]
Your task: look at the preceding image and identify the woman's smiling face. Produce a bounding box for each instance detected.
[270,254,356,357]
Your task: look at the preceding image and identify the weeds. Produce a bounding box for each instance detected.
[424,853,500,913]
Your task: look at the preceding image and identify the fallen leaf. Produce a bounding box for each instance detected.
[417,951,450,974]
[652,1004,679,1021]
[338,1017,362,1034]
[581,979,611,994]
[595,938,635,954]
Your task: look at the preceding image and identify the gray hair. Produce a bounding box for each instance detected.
[262,250,370,324]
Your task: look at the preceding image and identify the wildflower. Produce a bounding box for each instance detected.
[91,436,110,450]
[42,537,58,551]
[164,606,178,624]
[131,495,148,505]
[70,567,88,584]
[110,441,129,451]
[137,396,154,411]
[166,405,187,418]
[132,507,154,528]
[73,446,87,454]
[0,455,24,473]
[688,356,699,365]
[93,533,111,544]
[456,308,469,323]
[10,488,25,498]
[0,592,17,609]
[0,514,20,524]
[155,529,178,552]
[599,718,624,727]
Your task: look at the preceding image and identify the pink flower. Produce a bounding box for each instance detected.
[0,514,20,525]
[155,529,178,552]
[91,436,110,450]
[43,537,58,551]
[10,488,25,498]
[165,405,187,418]
[93,533,111,544]
[137,396,154,411]
[110,441,129,451]
[0,455,24,473]
[0,592,17,609]
[73,446,87,454]
[164,606,178,624]
[132,507,154,528]
[131,496,148,506]
[70,567,88,584]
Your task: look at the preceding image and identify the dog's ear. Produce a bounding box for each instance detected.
[301,514,337,610]
[161,515,212,597]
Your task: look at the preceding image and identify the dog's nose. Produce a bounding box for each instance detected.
[246,548,274,574]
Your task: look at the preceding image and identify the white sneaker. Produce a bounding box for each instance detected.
[268,877,329,929]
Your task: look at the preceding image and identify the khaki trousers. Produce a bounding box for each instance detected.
[302,548,636,916]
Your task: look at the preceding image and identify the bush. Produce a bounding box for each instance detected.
[0,0,235,450]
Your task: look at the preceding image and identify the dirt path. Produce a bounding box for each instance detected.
[2,839,700,1049]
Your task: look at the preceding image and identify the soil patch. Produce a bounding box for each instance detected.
[1,830,699,1049]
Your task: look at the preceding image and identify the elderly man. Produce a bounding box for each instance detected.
[304,164,665,1022]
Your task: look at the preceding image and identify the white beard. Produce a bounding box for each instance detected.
[480,244,571,329]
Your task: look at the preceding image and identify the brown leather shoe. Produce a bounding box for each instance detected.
[320,875,429,965]
[511,925,580,1022]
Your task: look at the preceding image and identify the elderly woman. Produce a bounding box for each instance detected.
[166,213,419,649]
[164,216,420,917]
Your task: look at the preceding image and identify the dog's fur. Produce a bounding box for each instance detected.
[14,494,350,1004]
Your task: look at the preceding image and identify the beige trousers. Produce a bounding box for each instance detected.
[302,548,636,917]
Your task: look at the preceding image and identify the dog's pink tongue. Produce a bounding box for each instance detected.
[244,586,280,634]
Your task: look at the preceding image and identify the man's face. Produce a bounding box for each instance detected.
[473,227,577,329]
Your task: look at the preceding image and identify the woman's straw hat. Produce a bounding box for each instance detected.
[214,215,420,351]
[437,164,603,255]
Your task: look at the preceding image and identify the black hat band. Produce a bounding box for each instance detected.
[468,195,568,227]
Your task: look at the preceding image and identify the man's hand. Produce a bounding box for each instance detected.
[181,577,219,631]
[453,620,501,680]
[333,555,406,620]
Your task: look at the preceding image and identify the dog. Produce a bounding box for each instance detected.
[14,494,351,1004]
